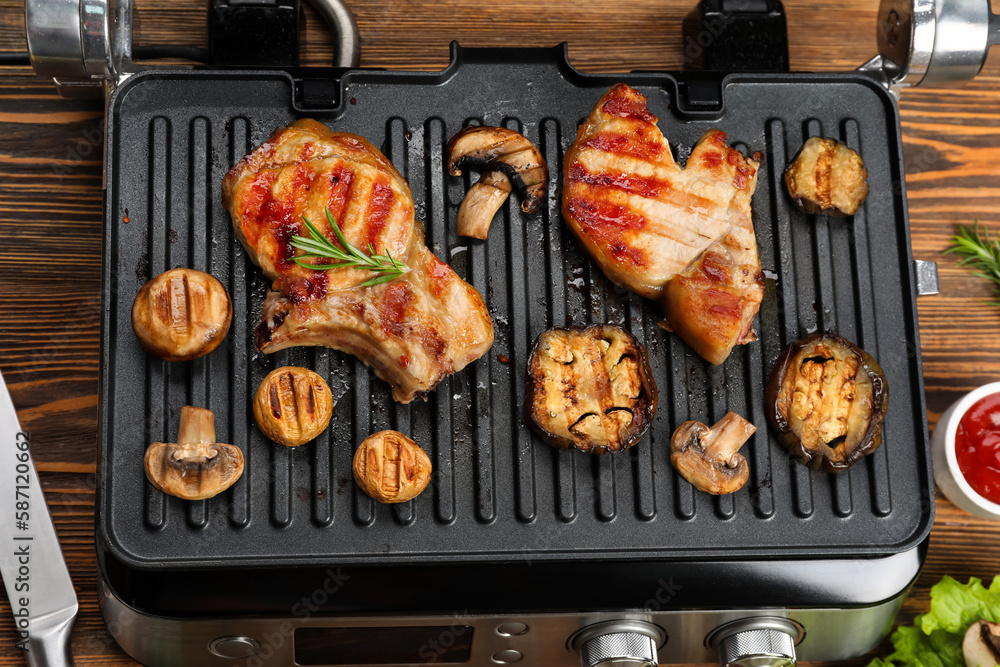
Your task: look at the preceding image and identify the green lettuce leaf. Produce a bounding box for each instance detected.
[881,623,965,667]
[866,576,1000,667]
[921,576,1000,635]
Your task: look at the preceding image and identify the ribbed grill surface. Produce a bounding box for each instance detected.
[99,57,932,568]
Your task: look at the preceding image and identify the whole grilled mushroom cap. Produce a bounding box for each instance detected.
[353,430,432,503]
[670,411,756,495]
[253,366,333,447]
[132,268,233,361]
[144,406,244,500]
[446,125,548,216]
[963,620,1000,667]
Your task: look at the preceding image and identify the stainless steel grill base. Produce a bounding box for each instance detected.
[98,549,918,667]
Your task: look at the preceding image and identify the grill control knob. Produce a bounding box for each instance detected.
[572,620,665,667]
[709,618,799,667]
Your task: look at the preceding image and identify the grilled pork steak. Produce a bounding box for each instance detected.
[563,84,764,365]
[223,119,494,404]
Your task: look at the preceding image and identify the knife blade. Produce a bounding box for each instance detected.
[0,369,77,667]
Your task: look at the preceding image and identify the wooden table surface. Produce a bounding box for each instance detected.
[1,0,999,665]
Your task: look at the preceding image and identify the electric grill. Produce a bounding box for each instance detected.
[24,0,998,665]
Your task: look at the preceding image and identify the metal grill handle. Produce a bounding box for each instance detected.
[863,0,997,95]
[25,0,360,96]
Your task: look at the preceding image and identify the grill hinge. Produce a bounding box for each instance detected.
[209,0,302,68]
[681,0,790,72]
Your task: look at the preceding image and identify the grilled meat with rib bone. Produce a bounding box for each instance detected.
[222,119,494,404]
[563,84,764,365]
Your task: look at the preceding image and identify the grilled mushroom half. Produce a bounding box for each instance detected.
[525,325,657,455]
[963,620,1000,667]
[447,125,548,239]
[784,136,869,217]
[670,412,756,495]
[765,333,888,473]
[144,406,244,500]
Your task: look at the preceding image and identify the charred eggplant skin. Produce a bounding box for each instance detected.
[784,136,869,217]
[765,333,888,473]
[524,325,658,455]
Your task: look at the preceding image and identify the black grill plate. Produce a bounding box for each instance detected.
[98,45,933,570]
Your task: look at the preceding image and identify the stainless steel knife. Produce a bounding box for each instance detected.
[0,369,77,667]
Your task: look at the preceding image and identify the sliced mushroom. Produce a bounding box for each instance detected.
[525,325,658,455]
[964,620,1000,667]
[353,430,432,503]
[446,126,548,235]
[962,621,1000,667]
[144,406,244,500]
[456,170,513,240]
[670,411,756,495]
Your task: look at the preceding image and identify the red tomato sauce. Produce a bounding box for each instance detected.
[955,392,1000,504]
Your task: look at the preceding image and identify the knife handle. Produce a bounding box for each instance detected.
[27,610,75,667]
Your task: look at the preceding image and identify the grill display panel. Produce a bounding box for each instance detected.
[99,47,933,570]
[294,627,474,665]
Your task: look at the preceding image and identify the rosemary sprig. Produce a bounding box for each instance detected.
[290,207,409,287]
[943,220,1000,307]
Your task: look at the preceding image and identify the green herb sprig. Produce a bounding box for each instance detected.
[944,221,1000,307]
[290,207,409,287]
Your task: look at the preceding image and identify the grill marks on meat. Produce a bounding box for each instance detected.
[223,119,494,404]
[563,84,764,365]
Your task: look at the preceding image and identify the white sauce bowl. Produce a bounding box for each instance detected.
[931,381,1000,520]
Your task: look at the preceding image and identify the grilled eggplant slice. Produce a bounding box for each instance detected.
[765,333,888,472]
[525,325,657,455]
[784,136,869,216]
